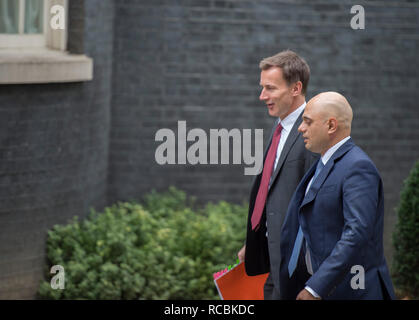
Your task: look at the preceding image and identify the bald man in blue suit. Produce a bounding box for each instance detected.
[280,92,395,300]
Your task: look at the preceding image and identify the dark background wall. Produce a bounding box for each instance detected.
[0,0,114,299]
[0,0,418,298]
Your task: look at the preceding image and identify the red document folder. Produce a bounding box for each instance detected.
[213,262,269,300]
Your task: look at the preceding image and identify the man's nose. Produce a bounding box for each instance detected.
[259,88,267,101]
[298,123,304,133]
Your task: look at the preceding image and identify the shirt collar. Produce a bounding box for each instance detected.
[276,102,306,132]
[321,136,351,165]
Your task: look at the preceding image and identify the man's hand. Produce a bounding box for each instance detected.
[237,245,246,262]
[296,289,321,300]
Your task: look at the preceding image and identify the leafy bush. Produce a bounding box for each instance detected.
[38,187,248,299]
[392,160,419,299]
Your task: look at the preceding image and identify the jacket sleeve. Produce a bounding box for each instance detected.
[305,159,380,298]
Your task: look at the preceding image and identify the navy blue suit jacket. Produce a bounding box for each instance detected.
[280,138,395,299]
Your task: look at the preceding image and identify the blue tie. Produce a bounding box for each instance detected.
[288,160,324,277]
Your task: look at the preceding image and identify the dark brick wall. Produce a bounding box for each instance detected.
[0,0,114,298]
[109,0,419,264]
[1,0,418,299]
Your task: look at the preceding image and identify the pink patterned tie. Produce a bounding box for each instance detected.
[251,123,283,230]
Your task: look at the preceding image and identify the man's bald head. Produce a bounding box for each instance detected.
[310,92,353,132]
[298,91,353,156]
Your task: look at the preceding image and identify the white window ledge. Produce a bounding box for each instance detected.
[0,48,93,84]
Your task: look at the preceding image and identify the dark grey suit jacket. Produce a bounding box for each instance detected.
[244,111,318,294]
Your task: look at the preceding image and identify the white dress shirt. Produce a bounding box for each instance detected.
[304,136,351,299]
[273,102,306,172]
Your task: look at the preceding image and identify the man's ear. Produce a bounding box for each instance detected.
[292,81,303,96]
[327,118,338,134]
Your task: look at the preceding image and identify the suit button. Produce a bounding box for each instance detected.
[268,212,275,216]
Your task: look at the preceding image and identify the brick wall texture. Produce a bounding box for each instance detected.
[0,0,418,298]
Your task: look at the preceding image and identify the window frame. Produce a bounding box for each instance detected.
[0,0,68,50]
[0,0,93,85]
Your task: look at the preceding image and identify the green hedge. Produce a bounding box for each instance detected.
[38,187,248,299]
[392,160,419,299]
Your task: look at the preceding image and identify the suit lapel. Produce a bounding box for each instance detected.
[299,138,355,210]
[300,159,334,208]
[268,111,304,191]
[281,162,316,233]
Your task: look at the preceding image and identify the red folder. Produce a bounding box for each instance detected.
[213,262,269,300]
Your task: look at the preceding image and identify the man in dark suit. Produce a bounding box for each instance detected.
[237,50,318,299]
[280,91,395,299]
